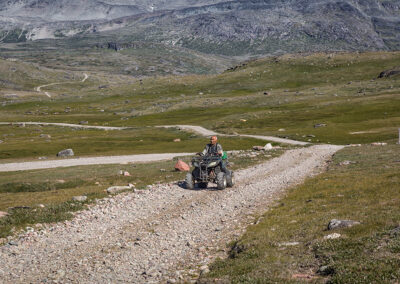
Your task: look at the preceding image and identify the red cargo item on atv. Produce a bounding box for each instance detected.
[174,160,190,172]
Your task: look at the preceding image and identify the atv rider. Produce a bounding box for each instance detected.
[200,135,227,173]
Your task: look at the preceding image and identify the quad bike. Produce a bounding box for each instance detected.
[185,153,234,190]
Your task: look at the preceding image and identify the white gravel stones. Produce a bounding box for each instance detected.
[0,145,342,283]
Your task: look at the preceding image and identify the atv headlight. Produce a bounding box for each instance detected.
[207,161,217,167]
[192,161,199,167]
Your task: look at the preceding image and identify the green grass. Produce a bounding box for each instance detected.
[0,125,266,161]
[199,145,400,283]
[0,148,284,239]
[2,51,399,146]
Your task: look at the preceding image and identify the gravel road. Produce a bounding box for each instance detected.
[0,145,342,283]
[0,122,129,130]
[0,153,194,172]
[158,125,309,145]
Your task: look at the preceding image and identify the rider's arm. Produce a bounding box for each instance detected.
[202,145,208,156]
[217,144,223,156]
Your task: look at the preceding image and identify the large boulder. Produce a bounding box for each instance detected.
[57,149,74,157]
[378,67,400,78]
[174,160,190,172]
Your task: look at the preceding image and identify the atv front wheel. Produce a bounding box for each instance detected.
[216,172,227,190]
[226,170,235,187]
[185,173,194,190]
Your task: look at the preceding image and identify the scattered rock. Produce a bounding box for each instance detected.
[72,196,87,202]
[378,67,400,78]
[264,143,273,150]
[56,179,65,184]
[339,160,356,166]
[174,160,190,172]
[240,119,247,122]
[160,169,166,172]
[199,265,210,275]
[317,265,335,276]
[0,211,8,218]
[324,233,341,240]
[292,273,315,280]
[278,128,286,132]
[371,142,387,146]
[253,146,264,151]
[38,204,45,208]
[79,121,88,125]
[389,226,400,236]
[107,184,135,194]
[39,134,51,139]
[38,156,48,160]
[57,149,74,157]
[314,123,327,128]
[0,140,3,144]
[173,138,181,142]
[278,242,300,246]
[328,219,360,230]
[349,144,362,147]
[124,171,131,176]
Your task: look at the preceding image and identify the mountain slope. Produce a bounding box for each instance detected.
[0,0,399,64]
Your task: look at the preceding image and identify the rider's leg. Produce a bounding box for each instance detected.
[220,160,227,173]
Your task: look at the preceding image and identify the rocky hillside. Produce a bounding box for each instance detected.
[0,0,399,55]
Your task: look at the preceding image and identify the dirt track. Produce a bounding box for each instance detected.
[0,123,308,172]
[0,153,194,172]
[0,145,342,283]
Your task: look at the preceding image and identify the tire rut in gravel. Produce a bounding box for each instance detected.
[0,145,343,283]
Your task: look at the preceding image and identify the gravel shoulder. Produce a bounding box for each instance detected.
[0,144,342,283]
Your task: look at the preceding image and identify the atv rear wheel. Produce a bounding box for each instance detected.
[198,182,208,189]
[216,172,227,190]
[226,170,235,187]
[185,173,194,190]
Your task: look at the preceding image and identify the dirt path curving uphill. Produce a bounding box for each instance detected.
[0,145,342,283]
[34,73,89,97]
[158,125,309,145]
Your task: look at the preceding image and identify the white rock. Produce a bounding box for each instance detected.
[371,142,387,146]
[279,241,300,246]
[106,184,135,194]
[264,143,273,150]
[324,233,341,240]
[72,196,87,202]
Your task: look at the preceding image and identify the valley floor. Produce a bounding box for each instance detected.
[0,145,340,283]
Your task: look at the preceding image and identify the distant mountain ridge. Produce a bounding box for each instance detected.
[0,0,399,56]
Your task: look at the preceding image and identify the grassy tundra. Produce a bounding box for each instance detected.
[0,51,399,282]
